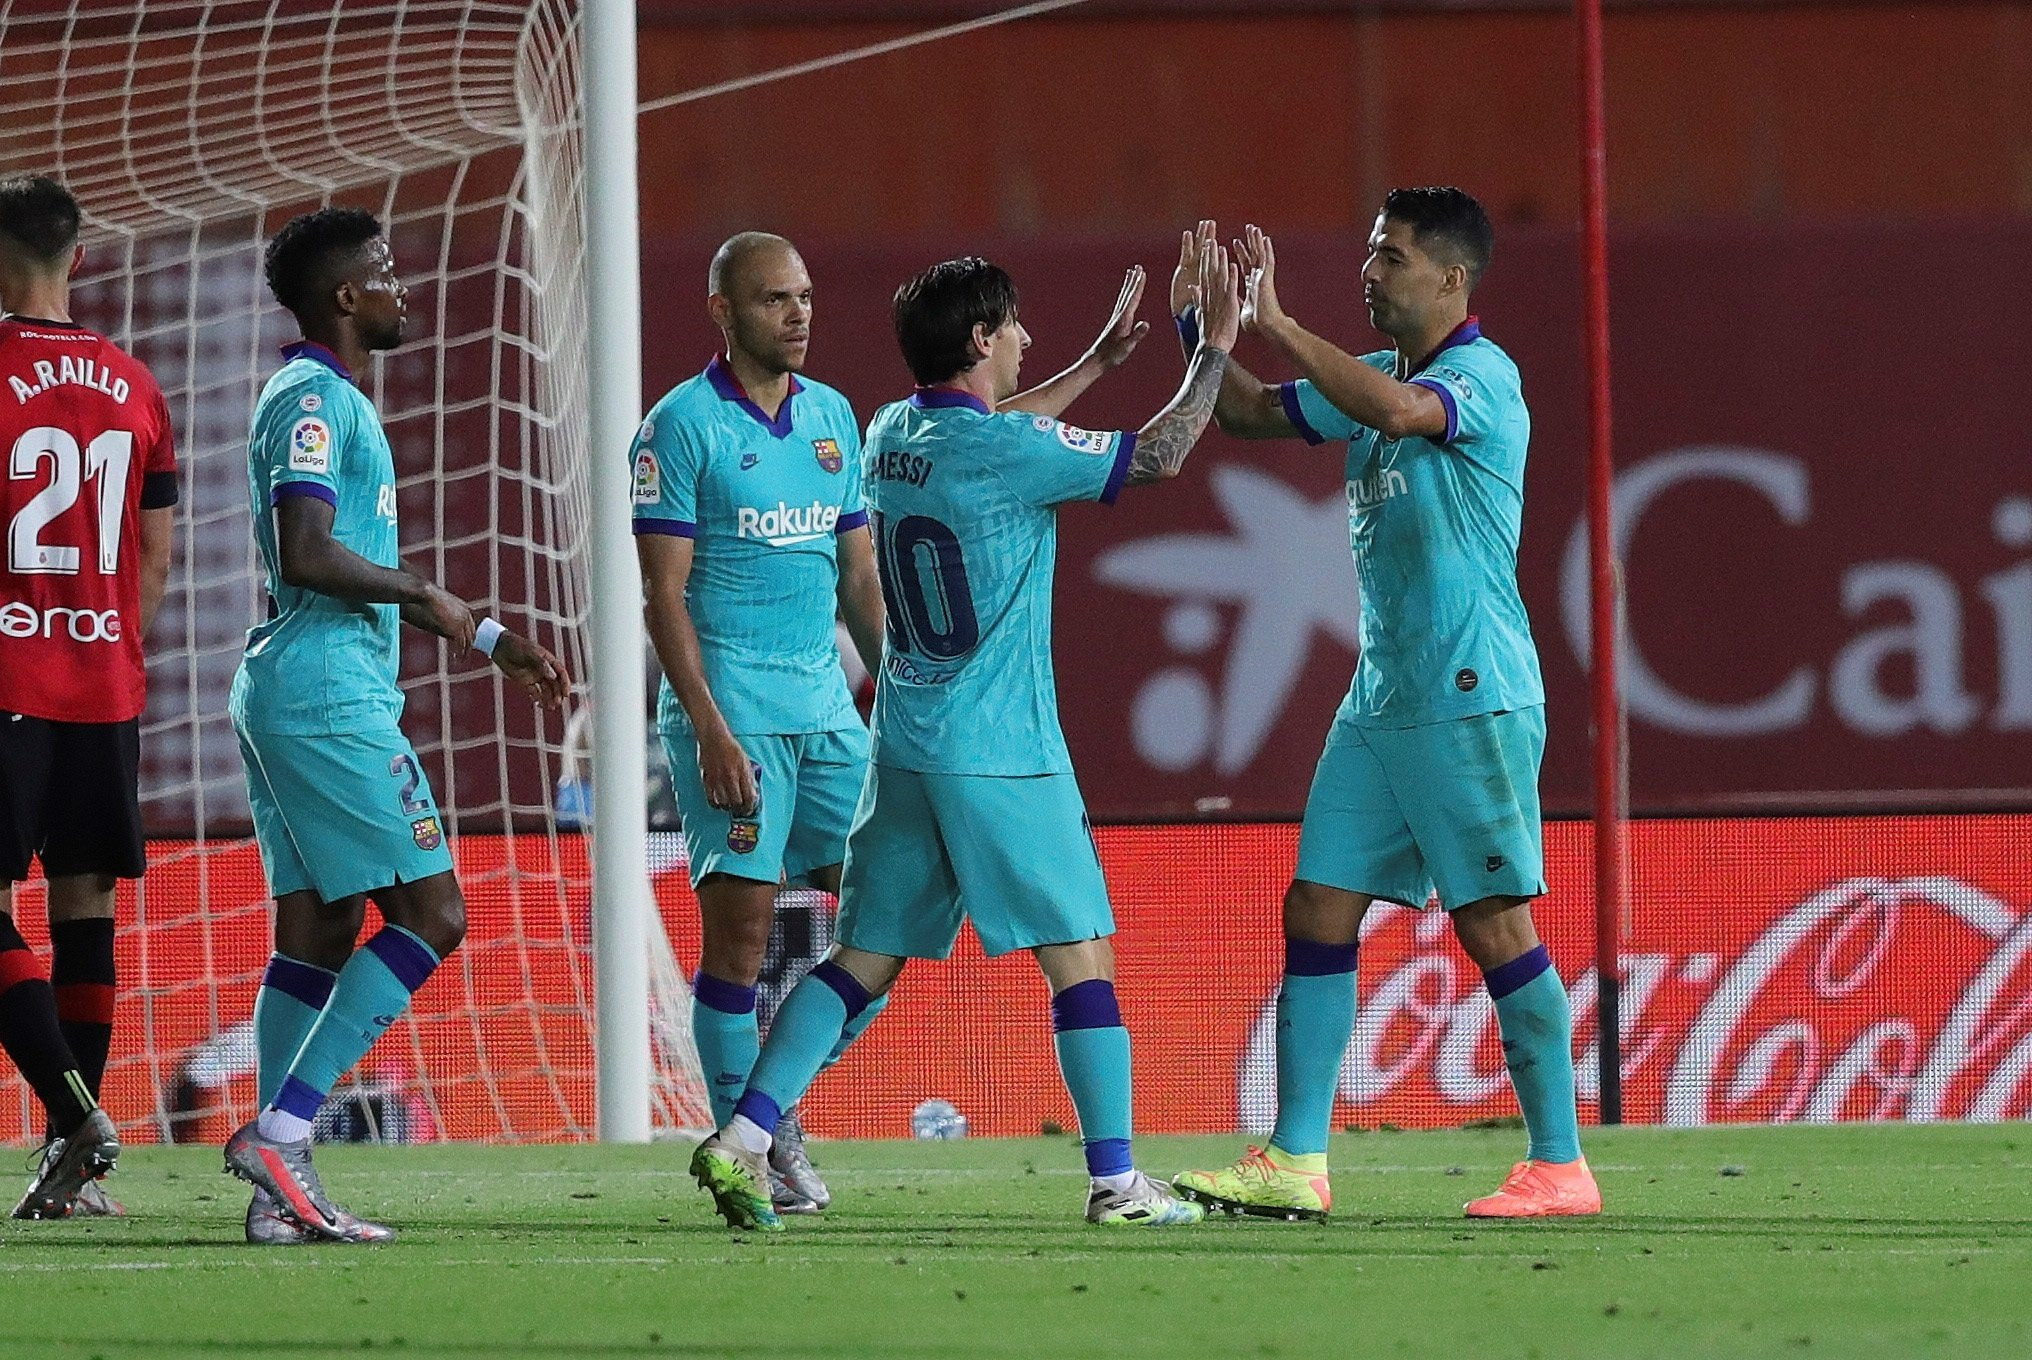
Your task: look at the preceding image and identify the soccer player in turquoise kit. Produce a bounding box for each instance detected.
[1173,193,1600,1220]
[222,209,569,1243]
[632,232,889,1213]
[692,246,1242,1232]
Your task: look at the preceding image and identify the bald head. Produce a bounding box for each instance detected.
[708,231,799,298]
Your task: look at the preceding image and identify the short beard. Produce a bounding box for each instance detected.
[729,320,799,376]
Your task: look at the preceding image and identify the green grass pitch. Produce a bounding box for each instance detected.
[1,1125,2027,1359]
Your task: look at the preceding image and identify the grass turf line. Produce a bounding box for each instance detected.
[0,1125,2026,1360]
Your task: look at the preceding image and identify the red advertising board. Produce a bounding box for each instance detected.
[5,817,2025,1144]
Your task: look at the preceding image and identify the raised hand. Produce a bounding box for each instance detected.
[492,630,572,709]
[1237,224,1285,335]
[1196,239,1242,353]
[1170,220,1218,317]
[1085,264,1151,370]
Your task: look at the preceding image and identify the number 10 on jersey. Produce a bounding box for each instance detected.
[872,510,979,661]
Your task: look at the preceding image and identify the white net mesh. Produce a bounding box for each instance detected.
[0,0,707,1142]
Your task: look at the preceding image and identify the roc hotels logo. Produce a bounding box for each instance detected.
[737,500,839,546]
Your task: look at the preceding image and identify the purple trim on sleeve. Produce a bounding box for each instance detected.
[279,339,353,382]
[834,508,869,534]
[1409,376,1459,443]
[1278,381,1327,445]
[908,387,993,415]
[632,517,696,538]
[270,480,337,509]
[1098,430,1135,505]
[140,470,180,509]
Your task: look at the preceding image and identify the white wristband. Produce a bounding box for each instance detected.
[473,617,506,658]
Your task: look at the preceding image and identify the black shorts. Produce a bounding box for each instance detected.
[0,712,146,883]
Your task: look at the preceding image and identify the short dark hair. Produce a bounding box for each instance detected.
[893,257,1019,386]
[264,207,382,317]
[1382,186,1493,287]
[0,175,82,264]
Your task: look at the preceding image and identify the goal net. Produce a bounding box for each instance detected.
[0,0,709,1142]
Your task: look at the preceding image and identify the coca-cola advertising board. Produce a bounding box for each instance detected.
[37,816,2024,1143]
[789,815,2032,1136]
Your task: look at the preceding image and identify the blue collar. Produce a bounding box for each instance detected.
[1406,316,1481,376]
[908,386,992,415]
[281,339,354,382]
[706,354,802,439]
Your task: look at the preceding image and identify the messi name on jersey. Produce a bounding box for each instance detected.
[873,449,934,487]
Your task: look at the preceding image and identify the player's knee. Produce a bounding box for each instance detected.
[419,892,467,958]
[1283,879,1366,945]
[698,931,766,986]
[1450,895,1537,971]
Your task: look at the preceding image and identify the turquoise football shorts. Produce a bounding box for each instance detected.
[834,765,1113,959]
[1294,705,1547,911]
[662,724,870,889]
[236,723,455,903]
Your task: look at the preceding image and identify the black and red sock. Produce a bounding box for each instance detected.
[51,917,116,1100]
[0,915,96,1138]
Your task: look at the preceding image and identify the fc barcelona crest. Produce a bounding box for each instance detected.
[812,437,844,474]
[727,819,760,854]
[411,816,444,852]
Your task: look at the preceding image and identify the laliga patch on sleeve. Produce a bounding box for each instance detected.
[1054,422,1113,456]
[633,449,661,505]
[288,417,332,473]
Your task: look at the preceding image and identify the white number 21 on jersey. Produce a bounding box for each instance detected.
[7,425,134,576]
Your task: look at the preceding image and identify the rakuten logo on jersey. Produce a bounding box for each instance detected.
[0,602,123,643]
[736,501,838,546]
[1347,465,1408,510]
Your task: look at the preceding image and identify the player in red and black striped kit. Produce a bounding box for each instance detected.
[0,176,177,1218]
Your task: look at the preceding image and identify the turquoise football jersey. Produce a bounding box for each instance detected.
[230,341,404,736]
[861,389,1134,775]
[631,357,866,737]
[1279,319,1544,727]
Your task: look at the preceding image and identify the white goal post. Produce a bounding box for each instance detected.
[0,0,686,1143]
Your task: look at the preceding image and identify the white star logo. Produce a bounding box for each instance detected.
[1095,464,1360,773]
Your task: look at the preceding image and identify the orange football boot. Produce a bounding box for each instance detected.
[1464,1157,1602,1218]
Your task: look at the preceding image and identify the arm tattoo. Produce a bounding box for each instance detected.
[1127,349,1228,486]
